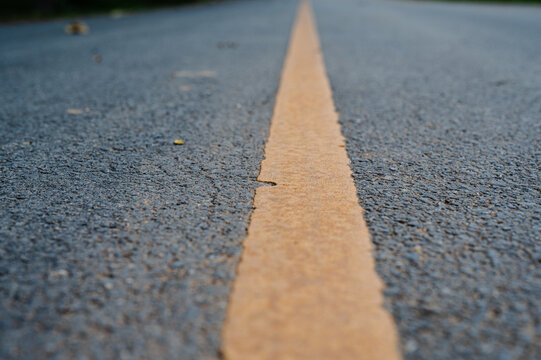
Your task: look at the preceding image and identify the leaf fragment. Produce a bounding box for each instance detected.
[65,21,89,35]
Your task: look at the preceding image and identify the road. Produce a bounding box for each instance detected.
[0,0,540,359]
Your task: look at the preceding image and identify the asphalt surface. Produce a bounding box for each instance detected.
[0,1,296,359]
[0,0,540,359]
[314,0,541,359]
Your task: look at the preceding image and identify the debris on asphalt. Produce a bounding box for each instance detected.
[64,21,89,35]
[48,269,69,280]
[66,108,83,115]
[93,55,102,63]
[103,281,114,291]
[173,139,184,145]
[217,41,238,49]
[171,70,216,78]
[110,9,126,19]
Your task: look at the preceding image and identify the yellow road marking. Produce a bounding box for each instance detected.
[222,1,402,359]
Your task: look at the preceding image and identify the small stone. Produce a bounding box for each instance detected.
[405,339,418,353]
[49,269,69,280]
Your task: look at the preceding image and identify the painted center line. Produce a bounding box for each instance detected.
[222,1,401,359]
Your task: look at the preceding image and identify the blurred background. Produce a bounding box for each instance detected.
[2,0,540,22]
[1,0,217,22]
[0,0,541,22]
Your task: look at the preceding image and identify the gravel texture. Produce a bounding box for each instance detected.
[0,1,296,359]
[314,0,541,359]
